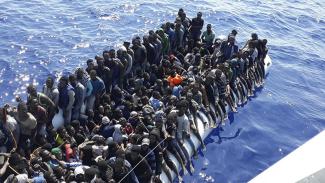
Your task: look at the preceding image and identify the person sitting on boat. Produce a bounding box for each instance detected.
[57,76,75,125]
[107,148,139,183]
[125,149,153,183]
[201,24,215,53]
[189,12,204,42]
[167,70,184,87]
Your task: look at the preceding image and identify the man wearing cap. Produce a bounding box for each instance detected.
[139,138,156,176]
[190,12,204,42]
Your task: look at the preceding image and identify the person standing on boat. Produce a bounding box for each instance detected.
[174,22,185,51]
[87,70,105,112]
[58,76,75,125]
[164,22,176,51]
[149,31,163,65]
[189,12,204,42]
[42,76,59,107]
[223,35,239,61]
[132,37,147,73]
[95,56,112,93]
[156,29,170,56]
[29,99,48,136]
[143,35,156,66]
[12,102,37,157]
[69,74,85,121]
[27,84,56,123]
[201,24,215,53]
[104,49,125,90]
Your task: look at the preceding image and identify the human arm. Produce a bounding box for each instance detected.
[0,155,10,177]
[66,90,75,110]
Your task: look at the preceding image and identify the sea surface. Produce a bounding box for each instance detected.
[0,0,325,182]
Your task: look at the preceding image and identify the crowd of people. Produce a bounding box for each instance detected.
[0,8,268,183]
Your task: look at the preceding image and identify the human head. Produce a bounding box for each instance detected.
[231,29,238,36]
[17,102,28,114]
[228,35,235,45]
[123,41,130,49]
[251,33,258,40]
[197,12,202,19]
[30,98,39,110]
[46,77,54,88]
[58,76,68,89]
[51,147,63,160]
[207,24,212,31]
[75,68,84,80]
[68,74,77,86]
[109,49,116,58]
[27,84,37,96]
[89,70,97,80]
[178,8,184,17]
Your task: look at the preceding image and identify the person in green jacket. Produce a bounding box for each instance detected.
[156,29,170,56]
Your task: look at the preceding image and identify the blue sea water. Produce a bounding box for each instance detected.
[0,0,324,182]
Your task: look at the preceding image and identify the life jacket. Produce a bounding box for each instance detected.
[167,74,183,87]
[58,85,74,109]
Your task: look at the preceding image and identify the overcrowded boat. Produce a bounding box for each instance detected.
[0,8,271,183]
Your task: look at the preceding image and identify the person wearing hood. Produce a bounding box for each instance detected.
[112,124,125,144]
[58,76,75,124]
[99,116,115,139]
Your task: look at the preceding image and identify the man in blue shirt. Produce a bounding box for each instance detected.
[86,70,105,112]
